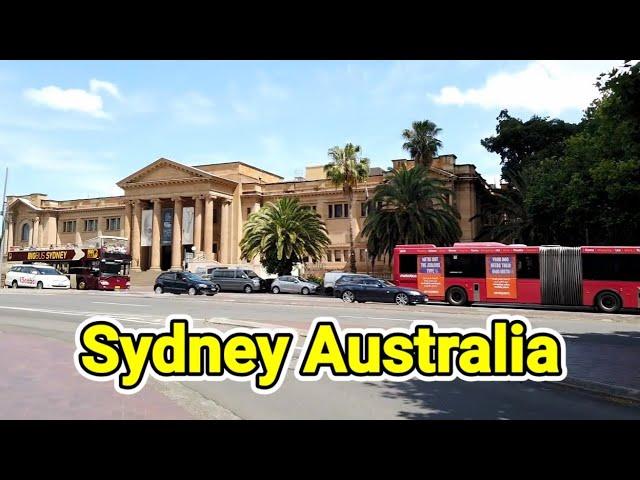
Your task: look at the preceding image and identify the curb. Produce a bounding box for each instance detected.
[554,377,640,406]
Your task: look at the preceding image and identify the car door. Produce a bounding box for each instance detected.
[174,273,189,293]
[361,279,380,301]
[22,267,37,287]
[279,276,292,293]
[161,273,175,292]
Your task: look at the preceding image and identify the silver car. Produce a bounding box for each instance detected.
[271,275,319,295]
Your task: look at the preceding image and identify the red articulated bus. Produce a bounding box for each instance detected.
[393,242,640,313]
[8,236,131,291]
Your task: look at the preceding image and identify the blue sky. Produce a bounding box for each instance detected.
[0,60,624,200]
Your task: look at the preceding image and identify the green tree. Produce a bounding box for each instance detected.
[324,143,370,273]
[362,165,461,261]
[481,110,579,176]
[240,197,330,276]
[402,120,443,169]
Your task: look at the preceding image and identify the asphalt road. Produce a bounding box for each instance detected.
[1,287,639,419]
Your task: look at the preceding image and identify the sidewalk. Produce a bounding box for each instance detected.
[0,331,195,419]
[562,333,640,403]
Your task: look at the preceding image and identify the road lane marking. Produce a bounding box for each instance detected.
[92,302,149,307]
[338,315,422,323]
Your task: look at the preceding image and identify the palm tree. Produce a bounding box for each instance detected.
[402,120,443,168]
[240,197,330,276]
[324,143,370,273]
[362,165,461,261]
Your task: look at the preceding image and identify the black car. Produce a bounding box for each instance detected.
[153,271,218,296]
[334,277,427,306]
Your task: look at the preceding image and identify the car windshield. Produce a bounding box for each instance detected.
[245,271,259,278]
[37,268,62,276]
[380,280,395,287]
[182,272,204,281]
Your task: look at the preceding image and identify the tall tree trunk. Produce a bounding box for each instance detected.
[348,190,357,273]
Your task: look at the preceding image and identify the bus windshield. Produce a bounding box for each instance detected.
[100,261,129,276]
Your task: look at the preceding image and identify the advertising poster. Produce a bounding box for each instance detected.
[417,254,445,296]
[486,254,517,299]
[161,208,173,245]
[182,206,194,245]
[140,209,153,247]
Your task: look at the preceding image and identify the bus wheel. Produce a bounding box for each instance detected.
[77,279,86,290]
[12,280,18,288]
[36,282,43,290]
[595,291,622,314]
[446,286,468,306]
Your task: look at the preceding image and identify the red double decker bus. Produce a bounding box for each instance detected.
[8,236,131,291]
[393,242,640,313]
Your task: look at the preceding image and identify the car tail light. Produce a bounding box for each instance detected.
[99,280,109,286]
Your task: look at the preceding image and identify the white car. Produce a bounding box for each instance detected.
[5,265,71,289]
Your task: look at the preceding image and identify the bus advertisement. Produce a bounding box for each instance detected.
[394,242,640,313]
[7,236,131,291]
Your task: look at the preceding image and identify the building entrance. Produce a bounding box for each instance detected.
[161,246,172,271]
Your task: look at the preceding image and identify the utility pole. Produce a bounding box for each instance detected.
[0,167,8,289]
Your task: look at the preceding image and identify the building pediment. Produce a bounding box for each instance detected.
[116,157,236,188]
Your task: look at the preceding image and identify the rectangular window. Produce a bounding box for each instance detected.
[247,207,251,217]
[106,217,121,231]
[399,254,418,274]
[84,219,98,232]
[344,250,349,261]
[334,204,343,218]
[63,220,76,233]
[516,254,540,279]
[334,250,342,262]
[326,250,332,262]
[344,203,349,217]
[328,204,333,219]
[445,254,486,278]
[359,249,365,262]
[582,254,640,281]
[361,202,369,217]
[213,208,218,224]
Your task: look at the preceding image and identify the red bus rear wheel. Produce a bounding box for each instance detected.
[595,291,622,314]
[446,286,468,306]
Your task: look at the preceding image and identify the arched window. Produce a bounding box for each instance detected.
[21,223,31,242]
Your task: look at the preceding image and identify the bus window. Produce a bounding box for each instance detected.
[399,254,418,274]
[516,254,540,279]
[583,254,640,282]
[444,254,486,278]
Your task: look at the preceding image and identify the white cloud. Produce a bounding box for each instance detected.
[431,60,625,115]
[171,92,217,126]
[24,78,121,118]
[89,79,121,99]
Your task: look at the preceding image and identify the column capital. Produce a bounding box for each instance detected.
[192,194,205,200]
[171,196,183,203]
[33,216,40,222]
[150,197,163,204]
[205,193,218,201]
[222,199,232,205]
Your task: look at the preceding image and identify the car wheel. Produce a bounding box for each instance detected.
[154,285,163,294]
[395,292,409,305]
[77,279,86,290]
[272,286,280,294]
[446,286,468,306]
[214,284,221,292]
[11,280,18,288]
[244,285,253,294]
[595,291,622,314]
[188,287,197,296]
[301,287,310,295]
[342,290,355,303]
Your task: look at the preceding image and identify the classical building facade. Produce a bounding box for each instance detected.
[3,154,490,272]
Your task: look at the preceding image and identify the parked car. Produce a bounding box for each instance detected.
[271,275,319,295]
[4,264,71,289]
[323,272,372,295]
[153,271,217,296]
[334,277,427,306]
[210,268,265,293]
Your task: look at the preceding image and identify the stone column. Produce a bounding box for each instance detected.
[124,202,132,243]
[131,200,142,271]
[171,197,183,269]
[32,216,40,247]
[203,195,214,260]
[6,214,14,252]
[193,196,203,252]
[150,198,161,271]
[252,201,260,214]
[219,200,231,264]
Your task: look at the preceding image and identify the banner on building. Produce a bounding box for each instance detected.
[416,254,445,297]
[161,208,173,246]
[486,254,517,299]
[182,206,194,245]
[141,209,153,247]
